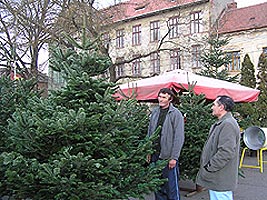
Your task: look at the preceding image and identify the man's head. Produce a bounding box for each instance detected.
[157,88,175,109]
[212,95,235,118]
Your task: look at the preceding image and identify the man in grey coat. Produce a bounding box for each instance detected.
[147,88,184,200]
[196,95,240,200]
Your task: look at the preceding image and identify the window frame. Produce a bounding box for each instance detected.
[150,52,160,74]
[226,51,241,71]
[170,49,181,70]
[168,16,180,39]
[192,45,201,68]
[132,24,141,46]
[150,20,160,42]
[51,70,65,85]
[115,57,124,78]
[101,32,110,48]
[132,57,141,76]
[190,11,203,34]
[116,29,124,49]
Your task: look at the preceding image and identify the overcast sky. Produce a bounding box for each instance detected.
[95,0,267,9]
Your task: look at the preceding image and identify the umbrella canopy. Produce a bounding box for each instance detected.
[115,70,260,102]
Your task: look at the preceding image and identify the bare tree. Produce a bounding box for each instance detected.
[0,0,104,77]
[0,0,59,78]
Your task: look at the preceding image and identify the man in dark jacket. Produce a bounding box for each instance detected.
[196,95,240,200]
[147,88,184,200]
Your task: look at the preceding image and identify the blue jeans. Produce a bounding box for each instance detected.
[153,155,180,200]
[209,190,233,200]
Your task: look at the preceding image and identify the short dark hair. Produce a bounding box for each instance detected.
[158,88,175,100]
[217,95,235,111]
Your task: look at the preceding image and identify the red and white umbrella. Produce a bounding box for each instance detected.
[115,70,260,102]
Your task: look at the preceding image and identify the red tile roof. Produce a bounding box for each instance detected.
[218,2,267,34]
[102,0,206,23]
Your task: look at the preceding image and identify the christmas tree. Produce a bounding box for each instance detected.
[256,52,267,126]
[0,32,164,199]
[240,54,256,88]
[236,54,259,129]
[0,77,39,153]
[198,35,238,82]
[177,84,215,181]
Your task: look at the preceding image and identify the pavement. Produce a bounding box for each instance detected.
[137,150,267,200]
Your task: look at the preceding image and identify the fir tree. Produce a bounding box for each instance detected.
[178,84,215,181]
[240,54,256,88]
[0,32,164,199]
[198,35,238,82]
[0,77,39,153]
[256,52,267,126]
[236,54,259,129]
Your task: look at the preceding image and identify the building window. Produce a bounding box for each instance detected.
[190,11,203,34]
[150,52,160,74]
[192,45,201,68]
[227,51,241,71]
[132,57,141,76]
[50,70,65,88]
[170,49,181,70]
[169,16,180,38]
[115,58,124,78]
[150,21,160,42]
[102,68,110,79]
[101,32,110,48]
[116,29,124,48]
[132,24,141,46]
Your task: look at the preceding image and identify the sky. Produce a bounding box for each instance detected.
[95,0,267,9]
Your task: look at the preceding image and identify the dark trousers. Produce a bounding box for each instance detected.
[152,154,181,200]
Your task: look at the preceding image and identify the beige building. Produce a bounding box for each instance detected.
[101,0,267,83]
[101,0,235,82]
[218,2,267,75]
[48,0,267,87]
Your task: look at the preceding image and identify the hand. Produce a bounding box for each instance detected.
[146,154,151,163]
[168,159,177,169]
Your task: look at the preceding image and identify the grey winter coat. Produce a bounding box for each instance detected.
[147,103,184,161]
[196,112,240,191]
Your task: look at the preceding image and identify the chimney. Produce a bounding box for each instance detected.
[227,2,237,10]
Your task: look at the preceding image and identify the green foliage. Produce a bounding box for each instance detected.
[256,52,267,126]
[198,35,238,82]
[2,100,165,199]
[235,54,258,129]
[0,77,39,153]
[235,102,260,130]
[1,34,165,199]
[50,46,111,78]
[240,54,256,88]
[178,85,215,181]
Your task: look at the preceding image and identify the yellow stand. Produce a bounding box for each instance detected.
[239,147,267,173]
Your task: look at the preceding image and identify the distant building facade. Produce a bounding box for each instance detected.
[100,0,267,82]
[47,0,267,88]
[101,0,235,82]
[218,2,267,75]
